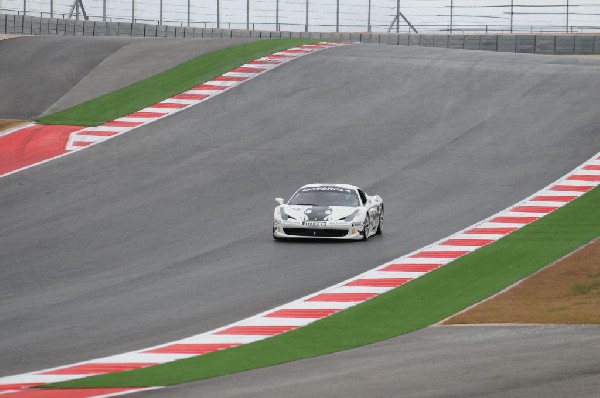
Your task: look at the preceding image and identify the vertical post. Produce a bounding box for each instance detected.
[131,0,134,23]
[276,0,279,31]
[246,0,250,30]
[103,0,106,21]
[159,0,163,25]
[23,0,26,16]
[216,0,220,28]
[187,0,190,26]
[566,0,569,33]
[336,0,339,32]
[367,0,371,32]
[510,0,513,33]
[450,0,453,34]
[396,0,400,33]
[305,0,308,32]
[51,0,54,18]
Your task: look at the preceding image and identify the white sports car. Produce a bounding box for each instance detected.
[273,183,383,241]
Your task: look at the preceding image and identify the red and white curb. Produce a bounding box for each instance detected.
[2,153,598,396]
[65,43,346,150]
[0,42,350,179]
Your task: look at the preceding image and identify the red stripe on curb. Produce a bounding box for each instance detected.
[550,184,594,192]
[0,384,42,391]
[265,54,294,58]
[71,141,93,147]
[212,76,248,81]
[582,165,600,170]
[306,293,378,302]
[410,251,468,259]
[191,84,228,91]
[102,120,143,128]
[531,195,577,202]
[441,239,494,247]
[144,343,240,354]
[0,124,83,176]
[247,60,281,65]
[41,363,157,375]
[511,206,558,214]
[126,111,166,118]
[171,93,209,100]
[149,103,189,109]
[490,216,539,224]
[380,263,443,272]
[465,227,517,235]
[567,174,600,182]
[77,131,119,137]
[215,326,298,335]
[230,66,265,73]
[345,278,411,287]
[5,388,146,397]
[266,309,341,318]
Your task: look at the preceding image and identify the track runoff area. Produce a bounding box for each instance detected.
[1,41,599,397]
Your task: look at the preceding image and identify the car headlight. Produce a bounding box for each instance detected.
[279,207,296,221]
[343,210,360,222]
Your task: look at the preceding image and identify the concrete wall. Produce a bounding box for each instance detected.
[1,13,599,55]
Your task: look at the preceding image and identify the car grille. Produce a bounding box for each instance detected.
[283,228,348,238]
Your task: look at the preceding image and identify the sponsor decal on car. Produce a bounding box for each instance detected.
[303,221,327,227]
[299,186,352,193]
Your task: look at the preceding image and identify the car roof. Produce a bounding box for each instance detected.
[299,183,360,190]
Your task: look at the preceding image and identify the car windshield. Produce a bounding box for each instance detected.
[289,187,360,207]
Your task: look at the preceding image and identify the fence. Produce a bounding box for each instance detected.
[1,13,600,55]
[2,0,600,34]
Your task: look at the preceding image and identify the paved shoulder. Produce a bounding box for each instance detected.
[144,325,600,398]
[42,38,257,115]
[0,36,256,119]
[0,36,132,119]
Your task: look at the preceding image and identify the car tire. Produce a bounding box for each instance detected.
[362,214,370,241]
[376,205,383,235]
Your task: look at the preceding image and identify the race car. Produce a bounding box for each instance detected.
[273,183,383,241]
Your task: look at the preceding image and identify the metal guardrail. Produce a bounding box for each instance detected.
[1,13,599,55]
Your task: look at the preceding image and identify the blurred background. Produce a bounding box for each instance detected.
[1,0,599,34]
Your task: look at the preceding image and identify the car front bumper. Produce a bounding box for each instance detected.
[273,220,364,240]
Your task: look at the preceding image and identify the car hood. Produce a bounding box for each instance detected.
[282,205,358,221]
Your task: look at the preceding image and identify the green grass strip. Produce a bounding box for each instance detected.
[47,185,600,388]
[36,39,319,127]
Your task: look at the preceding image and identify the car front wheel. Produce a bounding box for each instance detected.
[376,205,383,235]
[362,214,371,241]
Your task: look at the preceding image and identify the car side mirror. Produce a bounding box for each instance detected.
[275,198,284,205]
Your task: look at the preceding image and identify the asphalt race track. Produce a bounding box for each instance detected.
[1,41,600,394]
